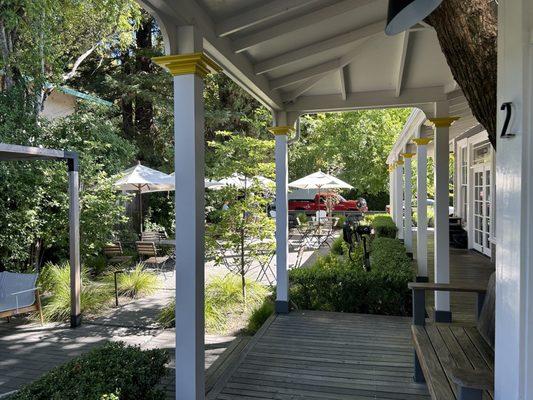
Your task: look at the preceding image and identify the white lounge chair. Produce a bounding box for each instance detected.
[0,271,43,324]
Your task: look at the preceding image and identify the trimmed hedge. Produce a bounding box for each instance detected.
[9,342,169,400]
[289,237,414,316]
[370,214,398,238]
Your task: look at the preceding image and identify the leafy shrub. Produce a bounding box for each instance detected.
[246,299,274,334]
[9,342,168,400]
[159,275,271,333]
[330,236,346,255]
[371,214,398,238]
[296,212,308,224]
[39,262,112,321]
[413,207,435,228]
[108,262,159,298]
[336,215,346,227]
[289,237,414,316]
[85,254,108,277]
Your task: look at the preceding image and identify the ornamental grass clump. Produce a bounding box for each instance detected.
[159,275,270,333]
[110,262,159,298]
[38,262,112,322]
[9,342,169,400]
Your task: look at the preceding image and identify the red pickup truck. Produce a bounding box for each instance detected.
[288,193,368,213]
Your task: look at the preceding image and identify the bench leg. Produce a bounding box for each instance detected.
[414,351,425,383]
[458,387,483,400]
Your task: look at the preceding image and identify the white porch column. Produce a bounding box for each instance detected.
[401,152,415,257]
[395,158,404,240]
[495,0,533,398]
[412,138,431,281]
[428,116,458,322]
[388,164,395,216]
[268,121,293,314]
[153,28,221,400]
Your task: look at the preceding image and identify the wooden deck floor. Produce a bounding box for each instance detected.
[207,311,430,400]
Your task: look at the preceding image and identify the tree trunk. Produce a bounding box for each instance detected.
[426,0,497,148]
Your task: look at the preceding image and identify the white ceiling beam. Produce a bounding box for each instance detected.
[254,20,384,75]
[395,31,410,97]
[271,59,340,90]
[270,42,367,90]
[146,0,283,110]
[284,86,447,113]
[232,0,377,53]
[339,66,348,101]
[216,0,318,37]
[281,73,327,102]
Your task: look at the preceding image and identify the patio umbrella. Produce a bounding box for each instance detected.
[289,171,353,220]
[206,173,274,190]
[289,171,353,190]
[114,162,174,231]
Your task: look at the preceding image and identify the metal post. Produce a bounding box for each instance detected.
[413,288,426,326]
[68,156,81,328]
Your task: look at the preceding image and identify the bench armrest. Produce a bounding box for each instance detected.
[9,287,40,296]
[408,282,487,294]
[410,282,487,326]
[450,367,493,391]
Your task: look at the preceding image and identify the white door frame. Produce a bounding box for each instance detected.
[471,163,492,257]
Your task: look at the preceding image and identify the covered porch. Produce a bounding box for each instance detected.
[133,1,532,399]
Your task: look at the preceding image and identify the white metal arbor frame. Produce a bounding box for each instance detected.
[137,1,533,399]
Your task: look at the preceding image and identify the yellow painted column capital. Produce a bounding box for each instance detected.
[388,164,395,172]
[412,137,432,146]
[426,117,460,128]
[152,52,222,79]
[268,126,294,136]
[396,159,404,166]
[401,152,416,159]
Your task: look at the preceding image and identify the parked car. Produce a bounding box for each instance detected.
[288,192,368,214]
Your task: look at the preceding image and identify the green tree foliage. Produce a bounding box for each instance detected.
[289,109,412,195]
[206,132,275,299]
[0,104,136,269]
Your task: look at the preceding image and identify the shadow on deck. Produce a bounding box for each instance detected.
[207,311,430,400]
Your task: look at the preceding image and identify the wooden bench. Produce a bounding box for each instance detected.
[409,273,495,400]
[0,271,43,324]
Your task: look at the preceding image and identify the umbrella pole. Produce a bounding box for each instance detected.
[139,187,143,234]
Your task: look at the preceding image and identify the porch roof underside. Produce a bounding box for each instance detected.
[141,0,478,128]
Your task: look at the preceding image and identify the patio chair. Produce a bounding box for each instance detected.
[103,242,132,266]
[141,231,166,243]
[135,241,169,274]
[0,271,43,324]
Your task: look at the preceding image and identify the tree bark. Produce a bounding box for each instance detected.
[426,0,497,148]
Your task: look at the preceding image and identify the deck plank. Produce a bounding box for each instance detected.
[207,311,430,400]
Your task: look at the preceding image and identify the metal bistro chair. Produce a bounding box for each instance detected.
[135,241,170,275]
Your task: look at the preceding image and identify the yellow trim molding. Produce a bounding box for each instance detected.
[412,137,432,146]
[388,165,395,172]
[426,117,460,128]
[268,126,294,136]
[152,52,222,79]
[401,152,415,158]
[396,159,404,166]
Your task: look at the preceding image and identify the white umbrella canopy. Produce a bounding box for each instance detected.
[206,173,274,190]
[289,171,353,190]
[114,162,174,193]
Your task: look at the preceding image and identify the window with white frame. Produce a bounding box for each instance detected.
[460,145,468,224]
